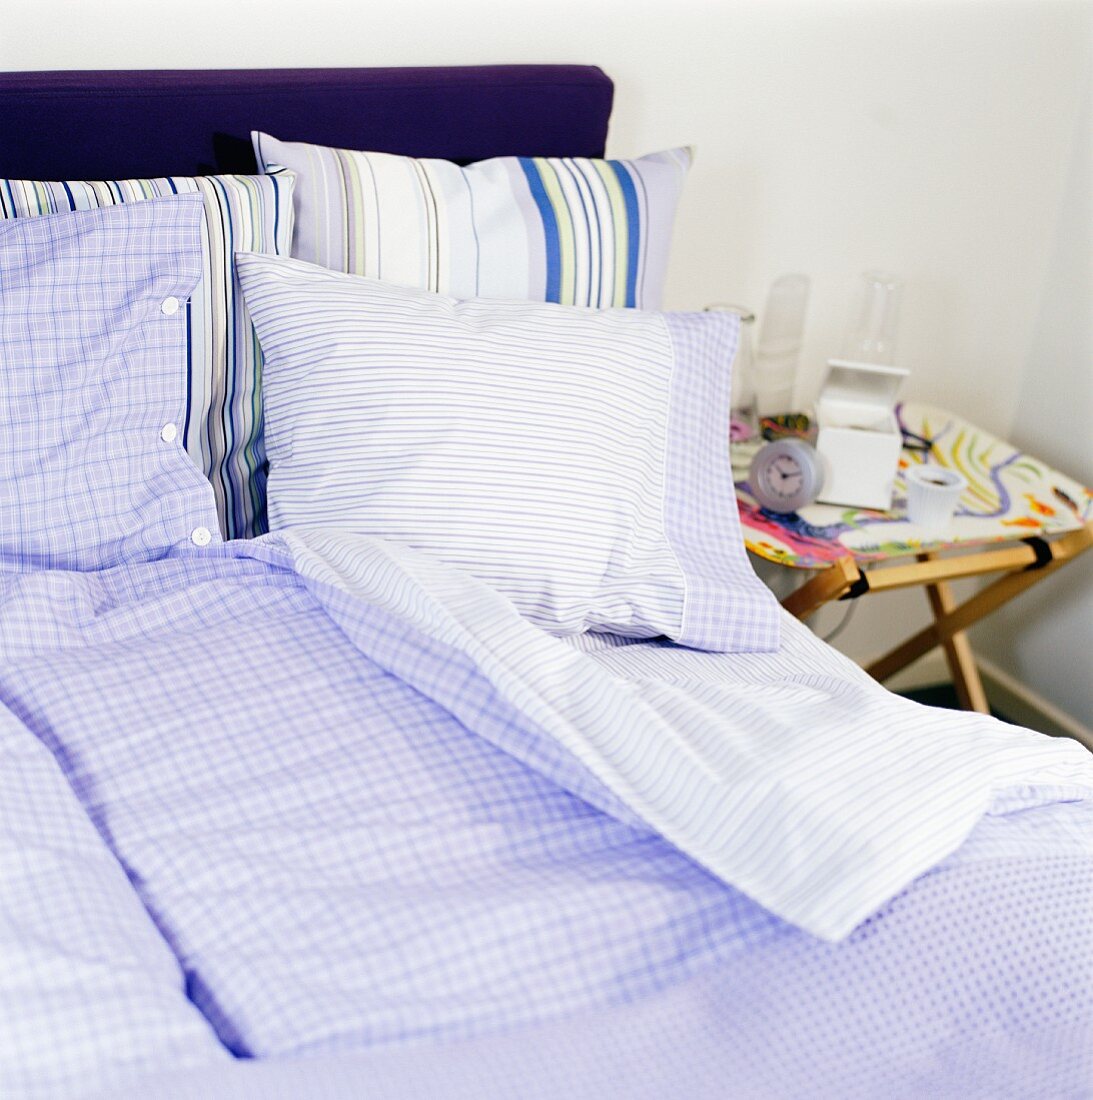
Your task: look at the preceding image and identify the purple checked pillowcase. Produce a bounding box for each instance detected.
[0,194,223,571]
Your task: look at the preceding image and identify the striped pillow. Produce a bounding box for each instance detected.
[251,132,690,309]
[0,172,295,541]
[236,253,781,653]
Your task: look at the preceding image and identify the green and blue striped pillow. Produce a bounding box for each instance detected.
[0,172,295,540]
[251,133,690,310]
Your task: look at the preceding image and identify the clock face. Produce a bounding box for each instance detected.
[767,453,805,500]
[748,439,824,514]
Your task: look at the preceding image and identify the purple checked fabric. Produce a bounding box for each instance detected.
[0,194,221,571]
[661,312,777,648]
[0,197,1090,1098]
[0,700,228,1098]
[0,534,1090,1099]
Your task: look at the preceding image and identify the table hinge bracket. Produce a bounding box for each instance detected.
[1022,536,1053,571]
[839,573,871,600]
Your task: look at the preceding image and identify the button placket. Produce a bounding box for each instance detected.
[159,294,203,550]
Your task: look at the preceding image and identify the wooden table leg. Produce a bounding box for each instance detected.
[781,556,861,621]
[922,562,990,713]
[776,522,1090,712]
[865,525,1090,694]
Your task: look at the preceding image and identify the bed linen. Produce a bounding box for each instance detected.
[110,800,1093,1099]
[0,700,230,1099]
[0,173,295,541]
[1,528,1091,1098]
[252,133,690,308]
[0,194,221,570]
[236,252,780,650]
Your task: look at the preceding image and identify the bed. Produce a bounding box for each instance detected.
[0,66,1091,1100]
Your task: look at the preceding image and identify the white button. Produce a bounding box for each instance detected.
[161,297,180,316]
[160,423,178,443]
[190,526,212,547]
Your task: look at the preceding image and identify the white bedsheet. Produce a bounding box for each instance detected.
[271,530,1093,940]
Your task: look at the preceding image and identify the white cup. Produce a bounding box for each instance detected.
[905,464,967,533]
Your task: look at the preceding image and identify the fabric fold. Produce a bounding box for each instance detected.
[241,528,1093,941]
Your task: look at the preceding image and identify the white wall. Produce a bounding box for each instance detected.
[3,0,1089,720]
[971,87,1092,726]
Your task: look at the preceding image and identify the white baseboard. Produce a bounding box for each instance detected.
[874,650,1092,750]
[976,657,1092,749]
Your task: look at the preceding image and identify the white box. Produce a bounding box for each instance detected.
[815,359,909,510]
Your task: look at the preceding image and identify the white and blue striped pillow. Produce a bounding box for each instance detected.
[236,253,780,652]
[252,132,691,310]
[0,172,295,541]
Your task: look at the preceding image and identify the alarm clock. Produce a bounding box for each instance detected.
[748,438,825,514]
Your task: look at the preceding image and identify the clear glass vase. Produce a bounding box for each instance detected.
[842,271,902,365]
[754,273,810,417]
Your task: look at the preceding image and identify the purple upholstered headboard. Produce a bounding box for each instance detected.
[0,65,614,180]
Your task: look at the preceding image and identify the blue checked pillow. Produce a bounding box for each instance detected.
[0,195,223,571]
[0,171,295,540]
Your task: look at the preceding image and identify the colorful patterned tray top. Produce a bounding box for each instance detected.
[735,402,1093,570]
